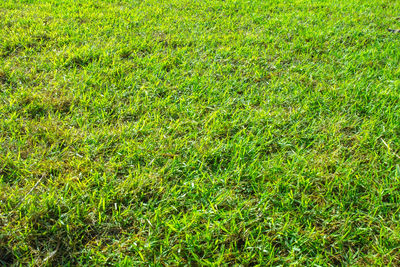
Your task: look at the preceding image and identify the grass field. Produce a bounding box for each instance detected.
[1,0,400,265]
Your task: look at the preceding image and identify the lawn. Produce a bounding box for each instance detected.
[1,0,400,265]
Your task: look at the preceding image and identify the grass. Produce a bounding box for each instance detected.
[1,0,400,265]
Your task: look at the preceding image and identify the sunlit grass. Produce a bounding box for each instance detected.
[1,0,400,265]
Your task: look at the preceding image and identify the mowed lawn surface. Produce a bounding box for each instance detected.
[1,0,400,265]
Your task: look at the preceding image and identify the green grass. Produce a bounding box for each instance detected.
[1,0,400,265]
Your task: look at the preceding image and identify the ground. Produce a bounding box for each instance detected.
[1,0,400,265]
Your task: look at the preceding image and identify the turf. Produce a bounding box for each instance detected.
[1,0,400,265]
